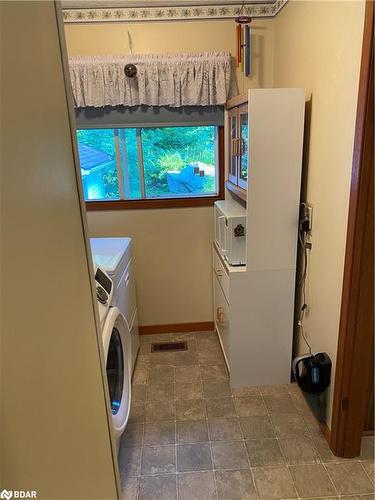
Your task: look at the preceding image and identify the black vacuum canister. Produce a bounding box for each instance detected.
[292,352,332,394]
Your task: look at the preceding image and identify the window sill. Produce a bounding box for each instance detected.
[85,195,224,211]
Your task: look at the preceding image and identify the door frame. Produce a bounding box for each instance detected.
[330,0,374,458]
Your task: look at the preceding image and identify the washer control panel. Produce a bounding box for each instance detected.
[96,285,108,304]
[94,266,113,310]
[95,267,112,294]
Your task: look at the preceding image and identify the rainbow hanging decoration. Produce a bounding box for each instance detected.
[235,2,252,77]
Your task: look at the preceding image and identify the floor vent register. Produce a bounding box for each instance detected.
[151,341,188,352]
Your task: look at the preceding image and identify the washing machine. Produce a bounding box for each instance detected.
[95,266,131,446]
[90,237,140,373]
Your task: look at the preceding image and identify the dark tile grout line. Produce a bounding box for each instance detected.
[126,447,374,495]
[257,389,299,500]
[127,445,372,497]
[174,415,178,500]
[129,412,374,482]
[123,331,374,500]
[131,332,218,499]
[358,459,375,487]
[238,400,262,500]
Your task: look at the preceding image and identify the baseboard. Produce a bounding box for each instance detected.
[362,430,375,436]
[139,321,214,335]
[320,421,332,444]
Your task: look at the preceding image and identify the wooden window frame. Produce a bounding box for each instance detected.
[85,126,225,211]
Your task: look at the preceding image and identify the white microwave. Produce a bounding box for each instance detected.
[214,200,246,266]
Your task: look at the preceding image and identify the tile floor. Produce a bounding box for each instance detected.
[119,331,375,500]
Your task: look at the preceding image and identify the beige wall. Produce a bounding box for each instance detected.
[1,2,118,497]
[65,19,274,93]
[64,18,274,327]
[273,0,365,426]
[88,207,214,325]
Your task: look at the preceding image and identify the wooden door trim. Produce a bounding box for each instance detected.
[330,0,374,457]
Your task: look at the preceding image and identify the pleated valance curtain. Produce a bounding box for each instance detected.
[69,52,233,108]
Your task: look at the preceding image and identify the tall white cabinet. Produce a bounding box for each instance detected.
[213,88,305,387]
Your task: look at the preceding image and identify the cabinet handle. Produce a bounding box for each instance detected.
[216,269,223,277]
[237,139,242,156]
[232,138,242,157]
[217,307,224,323]
[232,138,238,157]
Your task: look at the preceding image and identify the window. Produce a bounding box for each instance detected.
[76,125,223,209]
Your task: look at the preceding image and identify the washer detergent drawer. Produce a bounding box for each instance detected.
[114,257,137,326]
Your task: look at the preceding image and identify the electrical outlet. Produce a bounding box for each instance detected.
[300,203,313,233]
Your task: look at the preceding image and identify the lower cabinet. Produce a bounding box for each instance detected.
[212,242,295,387]
[213,266,230,370]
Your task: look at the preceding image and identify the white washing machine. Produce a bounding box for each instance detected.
[94,266,131,447]
[90,237,140,373]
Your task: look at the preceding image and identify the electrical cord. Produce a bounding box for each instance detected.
[297,225,312,354]
[298,228,308,285]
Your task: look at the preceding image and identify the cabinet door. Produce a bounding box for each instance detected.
[213,273,230,369]
[228,108,239,185]
[238,104,248,190]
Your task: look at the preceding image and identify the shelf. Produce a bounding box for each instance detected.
[226,93,248,110]
[226,181,247,202]
[213,241,247,274]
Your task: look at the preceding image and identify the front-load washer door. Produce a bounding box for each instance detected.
[102,307,131,441]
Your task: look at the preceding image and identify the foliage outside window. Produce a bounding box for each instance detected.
[76,126,220,205]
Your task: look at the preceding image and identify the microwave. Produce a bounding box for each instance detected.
[214,200,246,266]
